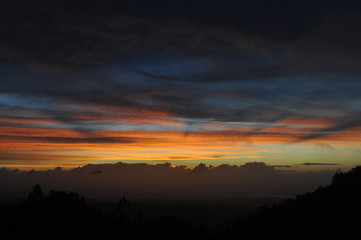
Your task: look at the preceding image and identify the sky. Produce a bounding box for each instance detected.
[0,0,361,172]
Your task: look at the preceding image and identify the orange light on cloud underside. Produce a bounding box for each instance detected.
[1,105,360,170]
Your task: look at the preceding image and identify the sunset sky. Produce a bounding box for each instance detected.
[1,0,360,171]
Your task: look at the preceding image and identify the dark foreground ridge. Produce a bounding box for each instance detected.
[1,166,361,240]
[224,166,361,239]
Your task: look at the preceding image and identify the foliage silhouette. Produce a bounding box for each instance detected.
[27,184,44,201]
[1,166,361,239]
[224,166,361,240]
[0,186,213,240]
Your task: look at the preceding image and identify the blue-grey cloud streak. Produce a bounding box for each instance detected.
[0,0,360,148]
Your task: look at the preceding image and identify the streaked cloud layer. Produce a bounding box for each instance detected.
[0,0,360,170]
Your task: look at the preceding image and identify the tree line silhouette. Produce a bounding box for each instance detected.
[1,166,361,239]
[0,184,211,240]
[224,166,361,239]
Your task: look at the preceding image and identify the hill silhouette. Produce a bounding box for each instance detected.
[225,166,361,239]
[0,166,360,239]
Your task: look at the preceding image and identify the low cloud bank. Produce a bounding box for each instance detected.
[0,162,336,202]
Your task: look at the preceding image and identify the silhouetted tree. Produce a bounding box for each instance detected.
[117,195,129,211]
[27,184,43,201]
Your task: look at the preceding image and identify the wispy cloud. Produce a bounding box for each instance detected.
[315,143,335,151]
[298,163,340,166]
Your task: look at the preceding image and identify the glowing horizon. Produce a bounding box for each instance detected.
[1,100,360,171]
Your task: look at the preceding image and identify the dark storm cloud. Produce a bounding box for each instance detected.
[1,0,360,84]
[1,0,361,72]
[0,0,246,68]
